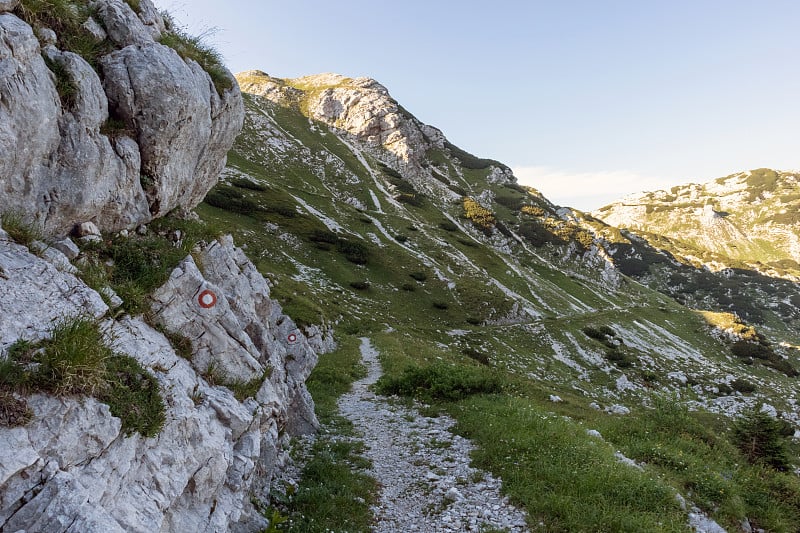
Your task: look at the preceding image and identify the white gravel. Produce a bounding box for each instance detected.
[337,338,529,532]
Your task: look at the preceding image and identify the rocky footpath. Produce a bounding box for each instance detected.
[0,227,331,532]
[0,0,243,236]
[339,338,529,532]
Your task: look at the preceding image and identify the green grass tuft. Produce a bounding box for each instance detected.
[103,355,165,437]
[159,28,233,96]
[1,211,43,246]
[1,318,165,436]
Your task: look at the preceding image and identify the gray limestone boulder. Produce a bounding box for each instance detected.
[0,3,243,237]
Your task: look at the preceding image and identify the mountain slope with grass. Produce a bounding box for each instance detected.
[584,170,800,357]
[187,70,800,531]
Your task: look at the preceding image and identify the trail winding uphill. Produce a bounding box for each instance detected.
[338,338,529,532]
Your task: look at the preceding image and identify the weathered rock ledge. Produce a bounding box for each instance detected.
[0,228,331,532]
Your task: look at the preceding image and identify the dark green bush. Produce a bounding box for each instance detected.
[731,341,798,377]
[731,378,757,394]
[439,220,460,232]
[432,301,449,310]
[444,141,505,171]
[376,363,502,401]
[400,283,416,292]
[462,348,490,366]
[229,177,268,191]
[518,221,557,247]
[336,239,370,265]
[308,228,339,245]
[409,271,428,282]
[735,407,793,470]
[349,280,370,291]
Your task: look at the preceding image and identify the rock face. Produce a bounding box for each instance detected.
[0,0,244,237]
[0,228,328,532]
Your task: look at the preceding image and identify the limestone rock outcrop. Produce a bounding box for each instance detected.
[0,228,328,532]
[0,0,243,237]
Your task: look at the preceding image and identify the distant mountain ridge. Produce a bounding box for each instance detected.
[594,168,800,278]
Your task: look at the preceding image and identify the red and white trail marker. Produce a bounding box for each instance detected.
[198,289,217,309]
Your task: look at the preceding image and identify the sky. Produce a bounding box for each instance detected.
[153,0,800,211]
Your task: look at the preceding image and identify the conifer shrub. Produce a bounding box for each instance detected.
[518,221,557,247]
[336,239,370,265]
[229,177,268,191]
[376,363,502,401]
[409,271,428,282]
[349,280,370,291]
[731,377,757,394]
[734,407,793,470]
[730,341,798,377]
[439,220,459,232]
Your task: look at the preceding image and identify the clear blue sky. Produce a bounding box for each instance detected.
[154,0,800,211]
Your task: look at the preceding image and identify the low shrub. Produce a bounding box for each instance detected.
[409,271,428,282]
[462,197,496,233]
[376,363,502,401]
[432,301,449,310]
[336,239,370,265]
[439,220,459,232]
[731,341,798,377]
[229,177,268,191]
[462,348,490,366]
[349,280,370,291]
[734,407,793,470]
[731,377,757,394]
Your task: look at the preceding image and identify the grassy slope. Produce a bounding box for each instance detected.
[196,90,800,530]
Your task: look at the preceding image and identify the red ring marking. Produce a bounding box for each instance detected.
[198,289,217,309]
[287,333,297,343]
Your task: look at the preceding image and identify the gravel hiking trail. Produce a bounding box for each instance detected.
[337,337,529,532]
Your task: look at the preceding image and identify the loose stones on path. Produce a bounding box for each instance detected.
[336,338,529,532]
